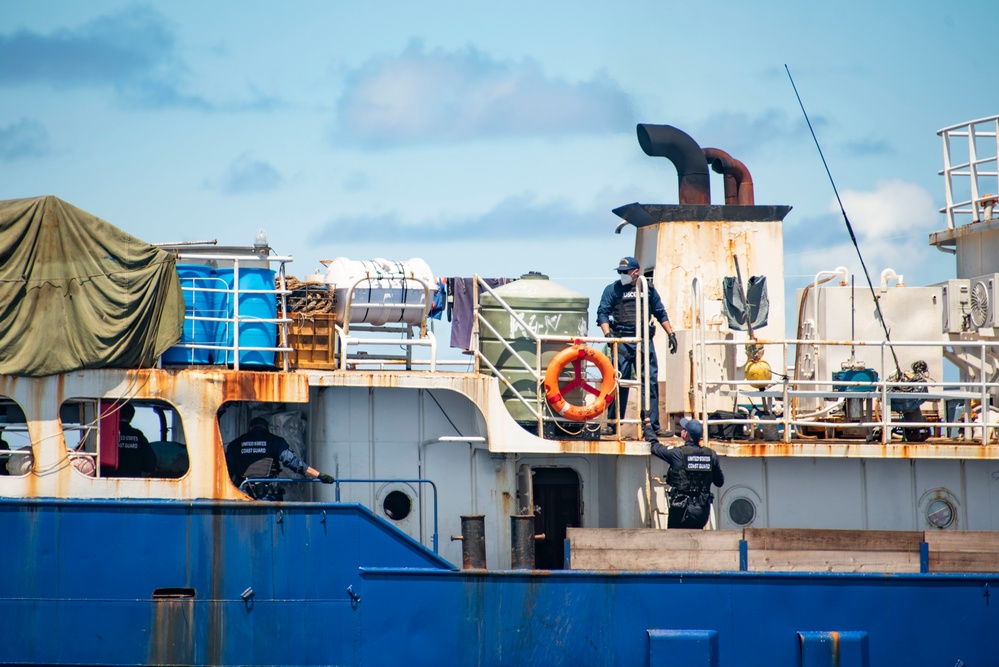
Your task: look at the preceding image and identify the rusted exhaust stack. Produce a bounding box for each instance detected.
[703,147,755,206]
[636,124,711,205]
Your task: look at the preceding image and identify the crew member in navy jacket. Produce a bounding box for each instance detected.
[226,416,334,500]
[110,403,157,477]
[597,256,677,435]
[646,415,724,529]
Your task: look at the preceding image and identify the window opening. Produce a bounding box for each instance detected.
[0,398,32,477]
[728,497,756,526]
[59,398,189,479]
[218,402,314,501]
[383,490,412,521]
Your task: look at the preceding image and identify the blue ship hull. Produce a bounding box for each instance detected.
[1,498,994,666]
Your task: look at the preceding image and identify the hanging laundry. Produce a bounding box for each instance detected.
[450,277,515,349]
[722,275,769,331]
[428,277,447,320]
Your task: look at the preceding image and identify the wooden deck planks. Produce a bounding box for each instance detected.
[567,528,741,571]
[925,530,999,572]
[744,528,923,552]
[566,527,999,573]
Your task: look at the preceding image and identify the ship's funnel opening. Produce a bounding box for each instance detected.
[636,124,711,205]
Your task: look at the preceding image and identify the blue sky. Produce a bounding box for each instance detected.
[2,1,997,348]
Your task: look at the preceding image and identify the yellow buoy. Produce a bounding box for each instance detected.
[744,343,772,389]
[745,358,773,389]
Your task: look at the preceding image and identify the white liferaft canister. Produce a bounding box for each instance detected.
[321,257,436,326]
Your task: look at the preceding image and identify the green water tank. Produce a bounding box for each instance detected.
[479,272,590,423]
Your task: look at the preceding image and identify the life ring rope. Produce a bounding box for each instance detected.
[543,342,617,422]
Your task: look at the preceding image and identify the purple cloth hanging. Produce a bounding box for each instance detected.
[449,277,514,349]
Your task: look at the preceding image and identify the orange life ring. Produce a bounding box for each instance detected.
[543,343,617,422]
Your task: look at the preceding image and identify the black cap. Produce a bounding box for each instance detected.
[679,417,703,443]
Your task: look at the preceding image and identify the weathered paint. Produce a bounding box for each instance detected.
[11,497,989,666]
[714,440,999,460]
[0,368,308,501]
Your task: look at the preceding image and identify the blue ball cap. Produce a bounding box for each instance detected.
[249,416,268,429]
[679,417,703,443]
[616,256,640,273]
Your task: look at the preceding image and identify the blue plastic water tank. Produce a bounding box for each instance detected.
[162,264,221,365]
[215,267,277,367]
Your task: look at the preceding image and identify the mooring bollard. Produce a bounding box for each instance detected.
[510,514,537,569]
[450,514,486,569]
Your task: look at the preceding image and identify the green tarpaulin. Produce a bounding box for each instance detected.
[0,196,184,377]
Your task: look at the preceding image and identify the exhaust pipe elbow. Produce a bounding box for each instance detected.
[636,124,711,205]
[703,147,755,206]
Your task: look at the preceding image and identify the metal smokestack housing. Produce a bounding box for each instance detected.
[703,147,755,206]
[636,124,711,205]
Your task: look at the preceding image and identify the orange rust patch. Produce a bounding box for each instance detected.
[219,370,307,403]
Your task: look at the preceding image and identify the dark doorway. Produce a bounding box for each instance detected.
[532,467,581,569]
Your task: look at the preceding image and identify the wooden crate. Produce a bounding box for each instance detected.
[567,528,742,571]
[288,312,337,369]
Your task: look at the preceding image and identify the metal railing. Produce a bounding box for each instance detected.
[471,275,653,438]
[334,478,440,554]
[167,252,293,371]
[333,274,437,371]
[939,116,999,229]
[236,476,440,553]
[691,336,999,446]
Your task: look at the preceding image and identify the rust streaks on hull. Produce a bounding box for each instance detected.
[219,369,308,403]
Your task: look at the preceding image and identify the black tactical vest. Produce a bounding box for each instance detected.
[611,287,639,332]
[666,445,714,496]
[230,431,281,482]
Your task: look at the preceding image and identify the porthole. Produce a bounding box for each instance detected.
[383,490,412,521]
[728,497,756,527]
[926,498,955,529]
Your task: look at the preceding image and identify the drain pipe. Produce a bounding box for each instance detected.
[636,124,711,205]
[703,147,755,205]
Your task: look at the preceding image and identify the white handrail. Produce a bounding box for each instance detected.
[938,116,999,228]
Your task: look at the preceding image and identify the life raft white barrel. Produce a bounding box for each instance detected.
[319,257,436,326]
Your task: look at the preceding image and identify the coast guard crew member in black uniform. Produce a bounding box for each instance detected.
[646,415,724,529]
[111,402,157,477]
[597,256,677,435]
[226,416,334,500]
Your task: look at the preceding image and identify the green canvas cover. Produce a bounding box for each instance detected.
[0,196,184,377]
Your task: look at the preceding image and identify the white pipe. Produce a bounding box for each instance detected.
[795,398,845,420]
[880,268,904,288]
[811,267,850,341]
[691,277,709,424]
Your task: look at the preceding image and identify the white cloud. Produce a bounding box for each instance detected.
[336,42,634,148]
[835,179,936,240]
[789,180,952,290]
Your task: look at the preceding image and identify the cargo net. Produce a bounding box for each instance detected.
[284,276,335,315]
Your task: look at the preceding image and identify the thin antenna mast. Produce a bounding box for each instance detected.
[785,65,902,377]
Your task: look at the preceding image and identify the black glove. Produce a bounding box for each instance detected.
[318,473,335,484]
[668,331,678,354]
[639,409,649,420]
